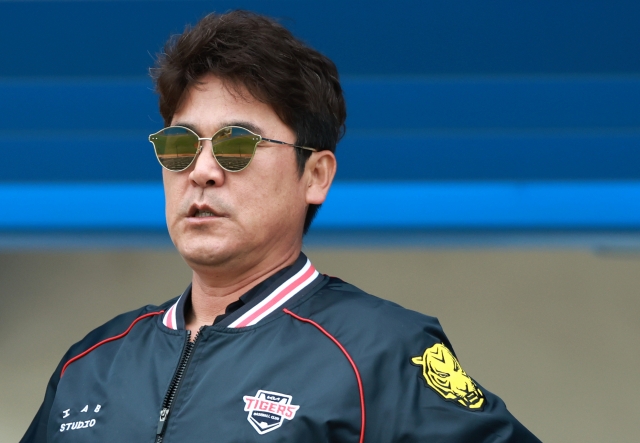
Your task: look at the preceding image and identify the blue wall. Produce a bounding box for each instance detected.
[3,0,640,77]
[1,1,639,238]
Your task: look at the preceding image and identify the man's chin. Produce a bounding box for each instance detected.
[175,240,239,269]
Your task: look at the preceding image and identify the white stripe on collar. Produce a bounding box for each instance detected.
[162,296,180,330]
[228,259,319,328]
[162,259,320,330]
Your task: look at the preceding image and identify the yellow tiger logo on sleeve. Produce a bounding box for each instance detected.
[411,343,485,410]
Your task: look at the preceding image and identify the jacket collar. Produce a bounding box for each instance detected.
[162,253,321,330]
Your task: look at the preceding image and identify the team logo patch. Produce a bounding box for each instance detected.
[242,390,300,434]
[411,343,485,410]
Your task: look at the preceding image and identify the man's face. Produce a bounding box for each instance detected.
[163,75,309,270]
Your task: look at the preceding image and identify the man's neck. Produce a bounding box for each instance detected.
[184,248,300,336]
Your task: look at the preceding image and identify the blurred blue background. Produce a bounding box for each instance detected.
[1,0,639,246]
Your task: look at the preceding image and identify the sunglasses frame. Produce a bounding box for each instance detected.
[149,125,318,173]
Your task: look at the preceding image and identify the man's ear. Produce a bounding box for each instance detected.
[304,150,337,205]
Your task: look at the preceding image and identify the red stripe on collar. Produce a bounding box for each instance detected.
[162,259,320,330]
[229,259,319,328]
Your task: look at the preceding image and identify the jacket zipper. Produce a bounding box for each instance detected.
[155,328,203,443]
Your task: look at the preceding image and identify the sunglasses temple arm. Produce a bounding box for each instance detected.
[260,137,318,152]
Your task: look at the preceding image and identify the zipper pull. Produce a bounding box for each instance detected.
[156,408,170,435]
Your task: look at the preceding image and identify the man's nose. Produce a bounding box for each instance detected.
[188,141,226,187]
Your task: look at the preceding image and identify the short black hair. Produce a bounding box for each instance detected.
[151,10,346,234]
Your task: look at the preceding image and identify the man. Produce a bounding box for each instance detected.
[22,10,540,443]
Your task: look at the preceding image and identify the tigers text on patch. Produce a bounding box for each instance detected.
[411,343,485,410]
[242,390,300,435]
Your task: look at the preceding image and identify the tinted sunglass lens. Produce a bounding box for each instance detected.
[150,127,199,171]
[212,127,260,171]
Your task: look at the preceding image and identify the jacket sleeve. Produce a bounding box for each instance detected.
[364,314,542,443]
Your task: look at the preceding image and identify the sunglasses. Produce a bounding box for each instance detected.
[149,125,317,172]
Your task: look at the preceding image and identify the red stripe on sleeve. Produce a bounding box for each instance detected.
[60,310,164,377]
[283,308,366,443]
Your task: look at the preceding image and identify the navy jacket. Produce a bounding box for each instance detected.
[22,254,540,442]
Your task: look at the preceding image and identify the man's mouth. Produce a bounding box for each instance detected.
[194,210,216,217]
[187,204,225,218]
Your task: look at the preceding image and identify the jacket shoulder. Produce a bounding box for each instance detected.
[65,297,175,361]
[299,277,452,350]
[19,297,177,443]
